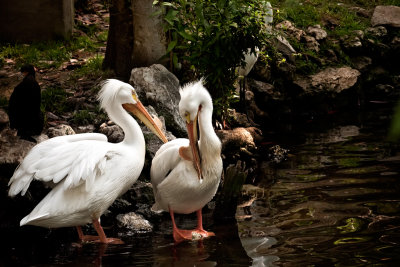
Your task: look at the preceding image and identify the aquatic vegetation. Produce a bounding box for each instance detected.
[337,217,365,234]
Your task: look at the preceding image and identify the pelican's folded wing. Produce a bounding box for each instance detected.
[150,138,188,190]
[8,133,109,196]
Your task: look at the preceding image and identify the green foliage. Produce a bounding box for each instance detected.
[155,0,271,120]
[70,109,96,125]
[96,31,109,43]
[0,29,107,69]
[73,54,106,78]
[41,86,72,114]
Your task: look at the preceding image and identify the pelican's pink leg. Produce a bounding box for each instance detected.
[76,226,101,242]
[193,209,215,238]
[169,208,193,243]
[92,219,124,244]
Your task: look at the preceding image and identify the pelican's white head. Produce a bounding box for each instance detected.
[98,79,139,111]
[179,79,212,122]
[98,79,168,143]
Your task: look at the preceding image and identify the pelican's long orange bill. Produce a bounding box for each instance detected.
[187,118,202,180]
[122,102,168,144]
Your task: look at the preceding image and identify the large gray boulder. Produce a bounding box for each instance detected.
[129,64,186,137]
[294,67,361,94]
[0,129,47,166]
[371,6,400,28]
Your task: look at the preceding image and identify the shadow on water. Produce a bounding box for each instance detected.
[2,103,400,266]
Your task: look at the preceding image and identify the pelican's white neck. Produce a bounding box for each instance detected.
[107,104,145,150]
[198,102,221,164]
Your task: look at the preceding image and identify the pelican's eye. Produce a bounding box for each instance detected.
[184,111,190,123]
[132,92,139,102]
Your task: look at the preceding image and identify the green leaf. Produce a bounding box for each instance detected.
[172,53,179,68]
[166,40,177,53]
[178,30,195,41]
[162,2,175,7]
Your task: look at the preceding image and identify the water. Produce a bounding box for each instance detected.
[1,103,400,266]
[237,103,400,266]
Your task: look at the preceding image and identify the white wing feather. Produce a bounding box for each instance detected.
[8,133,109,196]
[150,138,188,191]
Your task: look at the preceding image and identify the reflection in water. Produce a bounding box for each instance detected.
[0,212,251,266]
[240,237,279,266]
[237,121,400,265]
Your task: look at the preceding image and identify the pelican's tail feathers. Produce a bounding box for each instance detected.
[151,203,164,214]
[20,213,49,226]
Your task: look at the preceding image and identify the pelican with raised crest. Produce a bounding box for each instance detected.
[150,80,222,243]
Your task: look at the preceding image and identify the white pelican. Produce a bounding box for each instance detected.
[150,80,223,243]
[8,79,168,244]
[238,2,273,108]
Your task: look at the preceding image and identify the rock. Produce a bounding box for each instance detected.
[75,125,95,133]
[353,30,365,39]
[121,181,156,208]
[116,212,153,234]
[294,67,361,94]
[275,61,297,82]
[46,124,75,138]
[276,20,305,41]
[365,26,387,38]
[0,128,35,165]
[325,49,338,62]
[253,60,272,82]
[306,25,327,40]
[245,90,269,122]
[349,6,372,18]
[0,108,9,128]
[268,145,289,163]
[99,124,124,143]
[273,35,297,62]
[46,111,59,121]
[129,64,186,137]
[217,127,262,153]
[341,34,363,53]
[371,5,400,28]
[392,36,400,46]
[352,56,372,71]
[303,35,320,52]
[227,109,255,128]
[249,80,282,103]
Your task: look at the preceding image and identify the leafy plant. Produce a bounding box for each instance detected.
[155,0,271,121]
[41,86,72,114]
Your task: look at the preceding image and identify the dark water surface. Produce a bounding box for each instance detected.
[237,103,400,266]
[1,103,400,266]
